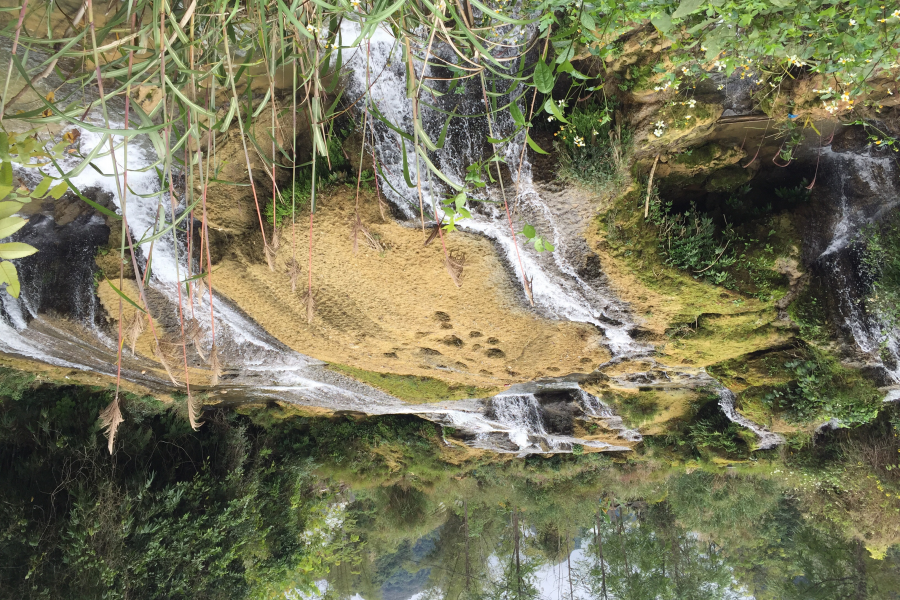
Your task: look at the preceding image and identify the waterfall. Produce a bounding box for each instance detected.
[715,386,785,450]
[341,20,646,356]
[815,148,900,392]
[577,389,643,443]
[0,27,786,453]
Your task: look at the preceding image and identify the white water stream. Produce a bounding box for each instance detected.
[0,25,797,453]
[815,149,900,398]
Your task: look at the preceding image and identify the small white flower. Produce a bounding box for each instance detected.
[687,98,697,108]
[893,9,900,18]
[547,116,555,122]
[653,128,664,137]
[592,129,598,135]
[849,18,857,26]
[557,99,568,108]
[306,24,318,34]
[655,120,666,128]
[685,114,692,119]
[573,135,585,147]
[889,89,894,95]
[841,92,850,102]
[717,84,724,90]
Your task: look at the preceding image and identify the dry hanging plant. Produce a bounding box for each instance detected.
[423,219,443,248]
[98,394,124,455]
[303,287,316,324]
[445,250,466,287]
[187,391,203,431]
[286,257,302,293]
[185,318,206,361]
[126,311,145,356]
[350,214,385,254]
[153,339,181,386]
[523,272,535,306]
[208,344,222,386]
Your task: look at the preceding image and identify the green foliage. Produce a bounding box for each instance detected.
[0,367,36,400]
[0,131,62,297]
[649,196,738,286]
[265,134,350,227]
[555,101,630,191]
[0,380,353,600]
[862,212,900,331]
[762,348,882,425]
[774,180,812,205]
[788,284,831,341]
[518,223,554,252]
[607,391,662,428]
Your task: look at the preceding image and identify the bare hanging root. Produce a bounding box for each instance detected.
[350,214,384,254]
[208,344,222,386]
[445,250,466,287]
[286,257,301,293]
[424,219,443,247]
[126,311,146,356]
[153,340,181,386]
[523,273,535,306]
[303,287,316,324]
[187,391,203,431]
[98,394,124,455]
[264,242,277,271]
[186,318,206,361]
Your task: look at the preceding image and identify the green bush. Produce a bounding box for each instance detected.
[762,349,882,425]
[555,101,630,191]
[264,133,353,227]
[648,197,737,286]
[0,381,352,600]
[863,214,900,331]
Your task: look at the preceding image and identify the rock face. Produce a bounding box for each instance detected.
[4,10,899,455]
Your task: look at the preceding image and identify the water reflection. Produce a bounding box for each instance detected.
[1,380,899,600]
[299,474,899,600]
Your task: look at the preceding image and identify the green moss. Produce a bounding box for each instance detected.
[788,282,832,342]
[671,143,722,168]
[606,390,662,429]
[705,165,754,192]
[328,364,498,403]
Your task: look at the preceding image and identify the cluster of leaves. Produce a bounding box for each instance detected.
[554,101,630,190]
[762,349,882,425]
[0,131,73,297]
[649,195,738,286]
[642,0,899,91]
[0,371,356,599]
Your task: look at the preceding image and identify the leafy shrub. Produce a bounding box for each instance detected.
[265,133,352,226]
[555,101,630,190]
[862,214,900,331]
[762,349,882,425]
[649,196,737,286]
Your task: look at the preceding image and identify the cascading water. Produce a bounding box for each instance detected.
[814,148,900,397]
[341,21,645,356]
[0,24,778,454]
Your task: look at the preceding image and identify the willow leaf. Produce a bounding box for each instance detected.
[0,242,38,259]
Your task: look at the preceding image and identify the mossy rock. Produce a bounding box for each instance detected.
[705,165,755,193]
